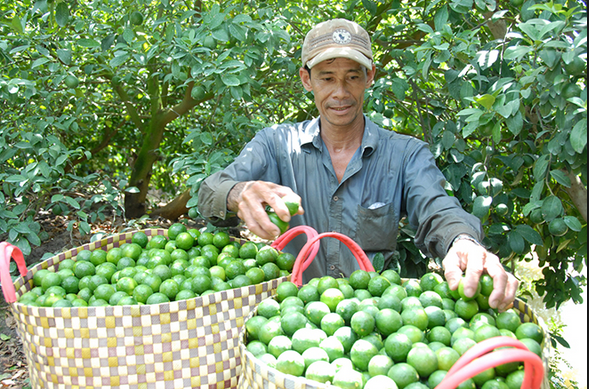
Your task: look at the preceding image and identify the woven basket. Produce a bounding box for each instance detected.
[237,296,550,389]
[7,228,287,389]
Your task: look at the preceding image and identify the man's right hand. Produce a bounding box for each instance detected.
[227,181,303,240]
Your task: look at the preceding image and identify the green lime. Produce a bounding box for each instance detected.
[349,269,371,290]
[515,322,544,344]
[73,261,96,279]
[320,288,345,312]
[41,272,62,291]
[401,307,429,331]
[376,308,403,337]
[275,350,305,377]
[388,362,420,389]
[406,345,438,378]
[298,284,320,304]
[132,284,154,304]
[259,318,285,346]
[255,246,278,266]
[305,360,334,383]
[368,275,391,297]
[333,368,365,389]
[420,272,444,291]
[246,340,268,357]
[132,231,149,248]
[238,242,258,259]
[435,346,461,371]
[350,310,375,337]
[365,375,399,389]
[129,11,144,26]
[261,262,280,281]
[350,338,379,371]
[245,315,269,341]
[267,335,292,358]
[333,326,357,354]
[320,312,345,336]
[146,292,170,305]
[368,354,395,377]
[212,231,231,249]
[276,281,299,302]
[267,211,289,235]
[403,279,423,297]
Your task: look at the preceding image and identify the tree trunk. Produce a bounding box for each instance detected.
[124,116,167,218]
[150,189,191,220]
[563,169,587,222]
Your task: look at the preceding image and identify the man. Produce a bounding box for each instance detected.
[198,19,518,311]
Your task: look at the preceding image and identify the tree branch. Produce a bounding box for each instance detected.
[563,169,587,222]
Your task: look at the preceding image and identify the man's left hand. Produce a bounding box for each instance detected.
[442,238,519,312]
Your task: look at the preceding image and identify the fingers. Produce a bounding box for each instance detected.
[442,250,467,291]
[443,240,518,310]
[234,181,302,240]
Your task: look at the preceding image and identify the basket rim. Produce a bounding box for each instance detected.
[10,228,287,315]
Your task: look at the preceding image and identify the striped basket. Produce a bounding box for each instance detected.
[8,228,287,389]
[237,296,551,389]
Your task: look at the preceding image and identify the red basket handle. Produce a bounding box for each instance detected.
[436,336,544,389]
[290,232,375,287]
[0,242,28,303]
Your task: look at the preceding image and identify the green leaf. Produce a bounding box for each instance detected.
[541,195,563,221]
[125,187,140,193]
[56,49,71,65]
[570,119,587,154]
[508,230,525,253]
[78,38,100,48]
[533,154,550,181]
[505,111,523,136]
[362,0,378,14]
[476,94,495,110]
[221,74,240,86]
[26,231,41,246]
[564,216,582,232]
[515,225,543,245]
[550,170,571,187]
[110,54,129,67]
[212,27,229,43]
[64,196,81,209]
[504,46,530,61]
[32,58,50,69]
[201,133,213,145]
[55,2,70,27]
[10,17,24,34]
[472,195,492,219]
[434,6,449,30]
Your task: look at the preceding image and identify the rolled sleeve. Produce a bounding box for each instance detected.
[197,172,239,222]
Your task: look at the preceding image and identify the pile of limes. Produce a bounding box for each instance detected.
[244,270,544,389]
[17,223,295,308]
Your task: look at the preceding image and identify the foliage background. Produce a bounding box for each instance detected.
[1,0,586,340]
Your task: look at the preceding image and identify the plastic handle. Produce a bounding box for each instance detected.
[436,336,544,389]
[0,242,28,303]
[272,225,321,274]
[290,232,375,287]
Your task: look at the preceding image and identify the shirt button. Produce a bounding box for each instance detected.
[333,196,339,201]
[220,211,224,217]
[329,265,335,270]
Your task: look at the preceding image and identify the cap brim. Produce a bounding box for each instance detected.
[306,47,372,69]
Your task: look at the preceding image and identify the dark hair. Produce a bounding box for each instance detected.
[304,64,311,76]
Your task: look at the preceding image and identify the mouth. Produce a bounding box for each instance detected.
[328,104,353,113]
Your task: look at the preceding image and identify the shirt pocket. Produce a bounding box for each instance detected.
[355,202,398,252]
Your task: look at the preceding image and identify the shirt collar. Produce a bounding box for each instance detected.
[301,115,378,157]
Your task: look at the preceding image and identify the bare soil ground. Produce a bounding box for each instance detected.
[0,211,246,388]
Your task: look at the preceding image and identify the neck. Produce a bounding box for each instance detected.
[319,115,365,152]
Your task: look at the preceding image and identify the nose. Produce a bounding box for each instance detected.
[331,79,350,100]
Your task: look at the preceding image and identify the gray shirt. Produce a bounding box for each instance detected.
[198,116,483,281]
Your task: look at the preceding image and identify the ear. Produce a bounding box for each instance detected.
[299,67,313,92]
[365,64,376,88]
